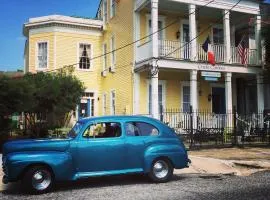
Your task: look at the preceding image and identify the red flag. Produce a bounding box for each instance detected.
[202,36,215,66]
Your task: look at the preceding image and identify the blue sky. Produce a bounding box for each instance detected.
[0,0,269,71]
[0,0,100,71]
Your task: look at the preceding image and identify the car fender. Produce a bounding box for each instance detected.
[6,151,74,181]
[143,144,188,172]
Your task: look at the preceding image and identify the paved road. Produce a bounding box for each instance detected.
[0,171,269,200]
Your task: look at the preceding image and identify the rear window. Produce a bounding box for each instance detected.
[125,122,159,136]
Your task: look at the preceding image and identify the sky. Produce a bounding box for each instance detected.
[0,0,269,72]
[0,0,100,71]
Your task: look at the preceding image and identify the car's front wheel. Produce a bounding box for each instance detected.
[22,165,54,194]
[149,158,173,183]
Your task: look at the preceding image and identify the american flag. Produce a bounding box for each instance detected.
[237,35,248,65]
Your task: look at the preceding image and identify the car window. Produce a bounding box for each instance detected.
[83,122,121,138]
[67,122,84,138]
[125,122,159,136]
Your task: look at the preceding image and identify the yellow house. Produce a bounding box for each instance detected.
[23,0,266,125]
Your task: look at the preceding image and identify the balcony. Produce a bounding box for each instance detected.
[136,40,260,66]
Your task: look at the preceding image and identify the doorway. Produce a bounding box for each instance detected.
[212,87,225,114]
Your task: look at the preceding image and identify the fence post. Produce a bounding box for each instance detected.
[160,105,164,122]
[189,105,193,148]
[233,105,237,146]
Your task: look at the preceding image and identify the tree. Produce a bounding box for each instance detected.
[0,69,85,137]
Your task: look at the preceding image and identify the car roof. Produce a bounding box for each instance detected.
[78,115,161,124]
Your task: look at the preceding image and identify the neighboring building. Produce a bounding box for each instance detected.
[23,0,265,123]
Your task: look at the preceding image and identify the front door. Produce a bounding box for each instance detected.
[212,87,225,114]
[76,121,127,173]
[182,24,190,59]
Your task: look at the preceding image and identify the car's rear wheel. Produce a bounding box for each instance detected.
[149,158,173,183]
[22,165,54,194]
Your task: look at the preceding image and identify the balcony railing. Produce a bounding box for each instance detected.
[136,39,261,66]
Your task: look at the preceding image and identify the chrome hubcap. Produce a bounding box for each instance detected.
[32,170,51,191]
[153,160,169,179]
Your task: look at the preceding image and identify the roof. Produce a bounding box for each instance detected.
[78,115,161,124]
[23,15,103,36]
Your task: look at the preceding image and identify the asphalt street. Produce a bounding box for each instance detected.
[0,171,269,200]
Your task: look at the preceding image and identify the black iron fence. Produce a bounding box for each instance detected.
[160,106,270,148]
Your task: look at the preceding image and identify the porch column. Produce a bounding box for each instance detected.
[190,70,198,111]
[190,70,198,128]
[151,0,159,119]
[257,74,264,112]
[189,4,197,61]
[223,10,231,64]
[255,15,262,65]
[225,72,232,112]
[133,72,140,114]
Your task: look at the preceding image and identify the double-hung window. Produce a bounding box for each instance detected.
[182,86,190,113]
[103,93,107,115]
[111,36,116,70]
[103,43,107,71]
[103,0,108,23]
[79,43,91,70]
[37,42,48,69]
[213,27,224,44]
[111,90,116,115]
[110,0,116,18]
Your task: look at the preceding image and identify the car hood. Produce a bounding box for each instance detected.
[2,138,71,156]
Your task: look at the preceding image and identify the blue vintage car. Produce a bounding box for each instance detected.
[2,116,190,193]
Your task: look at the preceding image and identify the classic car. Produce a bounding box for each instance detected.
[2,116,190,193]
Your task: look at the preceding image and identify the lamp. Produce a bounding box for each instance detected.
[176,31,180,39]
[208,94,212,102]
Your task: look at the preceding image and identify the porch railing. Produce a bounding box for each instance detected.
[160,107,270,148]
[157,40,260,66]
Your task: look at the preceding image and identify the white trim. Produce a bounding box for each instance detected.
[146,80,166,114]
[35,40,49,71]
[77,42,94,72]
[110,0,116,18]
[102,43,107,76]
[82,89,98,117]
[110,89,116,115]
[29,26,102,36]
[146,14,166,41]
[110,35,116,71]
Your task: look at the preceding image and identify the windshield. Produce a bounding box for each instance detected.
[67,122,84,138]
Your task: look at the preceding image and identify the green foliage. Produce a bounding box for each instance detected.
[0,69,85,137]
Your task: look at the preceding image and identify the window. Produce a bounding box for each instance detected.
[110,0,116,18]
[103,0,108,23]
[111,36,116,70]
[79,44,91,70]
[78,92,95,118]
[103,93,107,115]
[148,19,164,40]
[83,122,121,138]
[125,122,159,137]
[111,90,116,115]
[37,42,48,69]
[148,84,164,114]
[213,27,224,44]
[182,86,190,112]
[103,43,107,71]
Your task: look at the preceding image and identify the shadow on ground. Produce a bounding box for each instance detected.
[1,174,188,195]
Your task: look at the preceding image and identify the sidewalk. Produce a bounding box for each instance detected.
[176,147,270,176]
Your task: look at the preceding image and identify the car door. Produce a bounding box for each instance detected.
[124,121,160,170]
[76,120,127,173]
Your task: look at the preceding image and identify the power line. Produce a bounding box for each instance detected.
[24,0,216,76]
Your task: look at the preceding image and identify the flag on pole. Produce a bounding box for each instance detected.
[237,35,248,65]
[202,36,215,66]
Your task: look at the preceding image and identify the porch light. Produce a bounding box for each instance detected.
[176,31,180,39]
[208,94,212,102]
